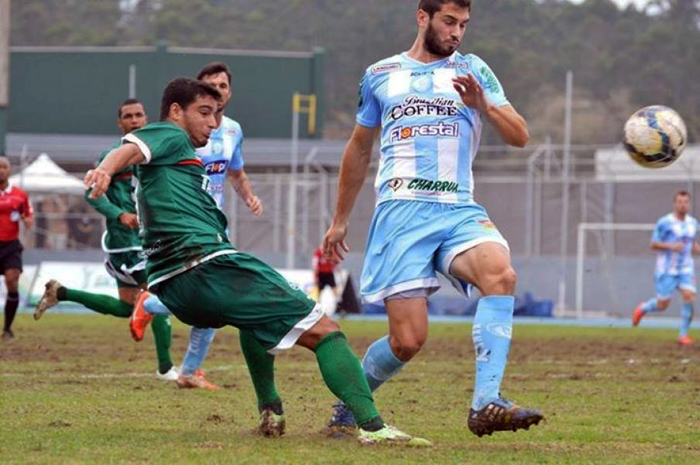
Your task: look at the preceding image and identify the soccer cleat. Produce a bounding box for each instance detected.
[129,291,154,342]
[257,408,286,437]
[156,366,179,381]
[357,424,432,447]
[34,280,62,321]
[2,329,14,340]
[468,397,544,437]
[677,335,694,346]
[176,368,220,390]
[632,303,645,327]
[326,401,358,437]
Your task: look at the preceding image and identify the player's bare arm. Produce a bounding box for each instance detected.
[85,144,145,199]
[323,124,379,261]
[453,74,529,147]
[651,241,684,253]
[227,169,263,216]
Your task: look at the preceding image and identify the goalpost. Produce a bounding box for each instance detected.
[575,222,655,318]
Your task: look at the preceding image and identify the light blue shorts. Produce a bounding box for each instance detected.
[360,200,509,303]
[655,273,696,300]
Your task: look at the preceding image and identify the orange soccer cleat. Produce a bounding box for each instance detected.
[129,291,154,342]
[677,335,694,347]
[632,303,645,327]
[176,368,220,391]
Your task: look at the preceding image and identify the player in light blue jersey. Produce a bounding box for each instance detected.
[131,62,264,389]
[633,190,697,346]
[323,0,543,437]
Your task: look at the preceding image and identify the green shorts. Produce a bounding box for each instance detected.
[154,252,321,353]
[105,251,147,288]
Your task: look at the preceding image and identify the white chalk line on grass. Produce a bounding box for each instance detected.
[1,364,243,380]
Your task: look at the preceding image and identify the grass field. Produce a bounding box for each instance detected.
[1,314,698,464]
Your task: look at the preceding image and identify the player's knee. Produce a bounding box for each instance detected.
[4,277,19,293]
[482,266,517,295]
[390,333,426,362]
[657,299,671,310]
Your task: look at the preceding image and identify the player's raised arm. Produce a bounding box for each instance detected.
[323,124,379,261]
[85,144,145,199]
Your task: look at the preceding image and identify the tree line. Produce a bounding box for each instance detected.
[11,0,700,145]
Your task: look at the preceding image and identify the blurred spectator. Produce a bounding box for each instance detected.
[66,200,101,249]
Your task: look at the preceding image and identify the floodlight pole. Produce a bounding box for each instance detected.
[287,93,301,269]
[0,0,10,157]
[557,71,573,316]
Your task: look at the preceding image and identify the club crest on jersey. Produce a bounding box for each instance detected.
[444,61,470,71]
[389,122,459,142]
[371,62,402,75]
[205,160,228,175]
[387,178,404,191]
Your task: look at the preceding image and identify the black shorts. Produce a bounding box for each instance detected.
[0,239,23,274]
[317,272,336,290]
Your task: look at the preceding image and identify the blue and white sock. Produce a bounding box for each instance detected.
[680,302,694,338]
[143,294,171,316]
[471,295,515,411]
[180,327,217,377]
[361,336,405,392]
[641,298,659,314]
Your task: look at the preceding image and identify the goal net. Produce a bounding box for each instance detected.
[574,222,657,318]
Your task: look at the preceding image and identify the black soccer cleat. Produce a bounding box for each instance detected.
[468,397,544,437]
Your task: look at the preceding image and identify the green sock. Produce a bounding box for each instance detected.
[151,315,173,374]
[239,330,282,411]
[61,288,132,318]
[314,331,381,427]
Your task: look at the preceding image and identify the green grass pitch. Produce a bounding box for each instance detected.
[1,315,698,464]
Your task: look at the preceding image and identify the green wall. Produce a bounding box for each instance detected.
[9,44,324,138]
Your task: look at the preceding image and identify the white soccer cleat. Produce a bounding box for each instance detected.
[34,280,62,321]
[156,366,179,381]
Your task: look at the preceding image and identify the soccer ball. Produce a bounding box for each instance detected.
[623,105,687,168]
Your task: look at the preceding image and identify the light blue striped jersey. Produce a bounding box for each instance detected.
[357,51,509,205]
[195,115,244,209]
[652,213,698,275]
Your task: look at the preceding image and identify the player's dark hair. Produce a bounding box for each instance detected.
[159,78,221,121]
[118,98,143,119]
[418,0,471,17]
[675,190,690,200]
[197,62,232,85]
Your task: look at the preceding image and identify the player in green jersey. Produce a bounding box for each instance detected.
[34,99,176,380]
[84,77,429,446]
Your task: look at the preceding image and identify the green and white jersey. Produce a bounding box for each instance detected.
[85,141,142,253]
[123,122,235,287]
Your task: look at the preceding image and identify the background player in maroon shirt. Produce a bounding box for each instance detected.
[313,244,339,298]
[0,156,33,340]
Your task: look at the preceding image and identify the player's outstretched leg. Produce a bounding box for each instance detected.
[177,327,219,390]
[299,318,431,447]
[633,298,663,326]
[468,296,543,437]
[34,280,132,320]
[239,330,285,437]
[328,334,408,434]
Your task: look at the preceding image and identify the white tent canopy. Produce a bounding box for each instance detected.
[9,153,85,194]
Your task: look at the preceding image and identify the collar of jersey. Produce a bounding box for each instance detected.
[400,50,458,67]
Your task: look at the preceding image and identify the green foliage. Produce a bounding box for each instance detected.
[9,0,700,143]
